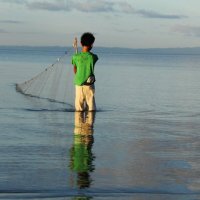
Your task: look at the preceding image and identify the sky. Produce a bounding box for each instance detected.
[0,0,200,48]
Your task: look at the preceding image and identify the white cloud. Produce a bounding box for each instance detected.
[172,25,200,37]
[0,20,22,24]
[26,0,70,11]
[71,0,115,12]
[26,0,122,12]
[0,0,27,4]
[0,28,8,33]
[136,9,186,19]
[0,0,187,19]
[118,2,135,13]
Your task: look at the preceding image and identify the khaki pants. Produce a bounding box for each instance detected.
[75,85,96,111]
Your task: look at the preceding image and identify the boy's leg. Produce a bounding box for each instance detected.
[84,85,96,111]
[75,86,85,111]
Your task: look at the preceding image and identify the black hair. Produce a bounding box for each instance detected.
[81,32,95,47]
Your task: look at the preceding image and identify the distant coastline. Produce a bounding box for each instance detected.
[1,45,200,55]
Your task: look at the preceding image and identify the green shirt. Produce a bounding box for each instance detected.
[72,52,98,86]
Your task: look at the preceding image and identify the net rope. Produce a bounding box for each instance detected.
[16,52,75,109]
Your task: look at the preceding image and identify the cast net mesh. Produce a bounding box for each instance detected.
[16,52,75,109]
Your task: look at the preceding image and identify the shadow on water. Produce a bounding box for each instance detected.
[0,107,111,113]
[13,83,110,113]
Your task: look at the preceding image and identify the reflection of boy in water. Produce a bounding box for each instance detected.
[69,112,95,189]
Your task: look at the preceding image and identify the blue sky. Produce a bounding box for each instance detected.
[0,0,200,48]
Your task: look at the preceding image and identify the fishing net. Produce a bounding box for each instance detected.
[16,52,75,109]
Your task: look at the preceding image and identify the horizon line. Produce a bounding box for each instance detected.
[1,45,200,50]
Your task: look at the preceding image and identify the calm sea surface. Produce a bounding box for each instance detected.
[0,46,200,200]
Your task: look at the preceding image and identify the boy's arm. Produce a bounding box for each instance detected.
[72,37,78,73]
[73,37,78,54]
[74,65,77,74]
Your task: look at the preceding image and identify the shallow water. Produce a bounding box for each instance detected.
[0,46,200,199]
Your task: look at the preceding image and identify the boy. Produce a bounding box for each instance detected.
[72,32,98,111]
